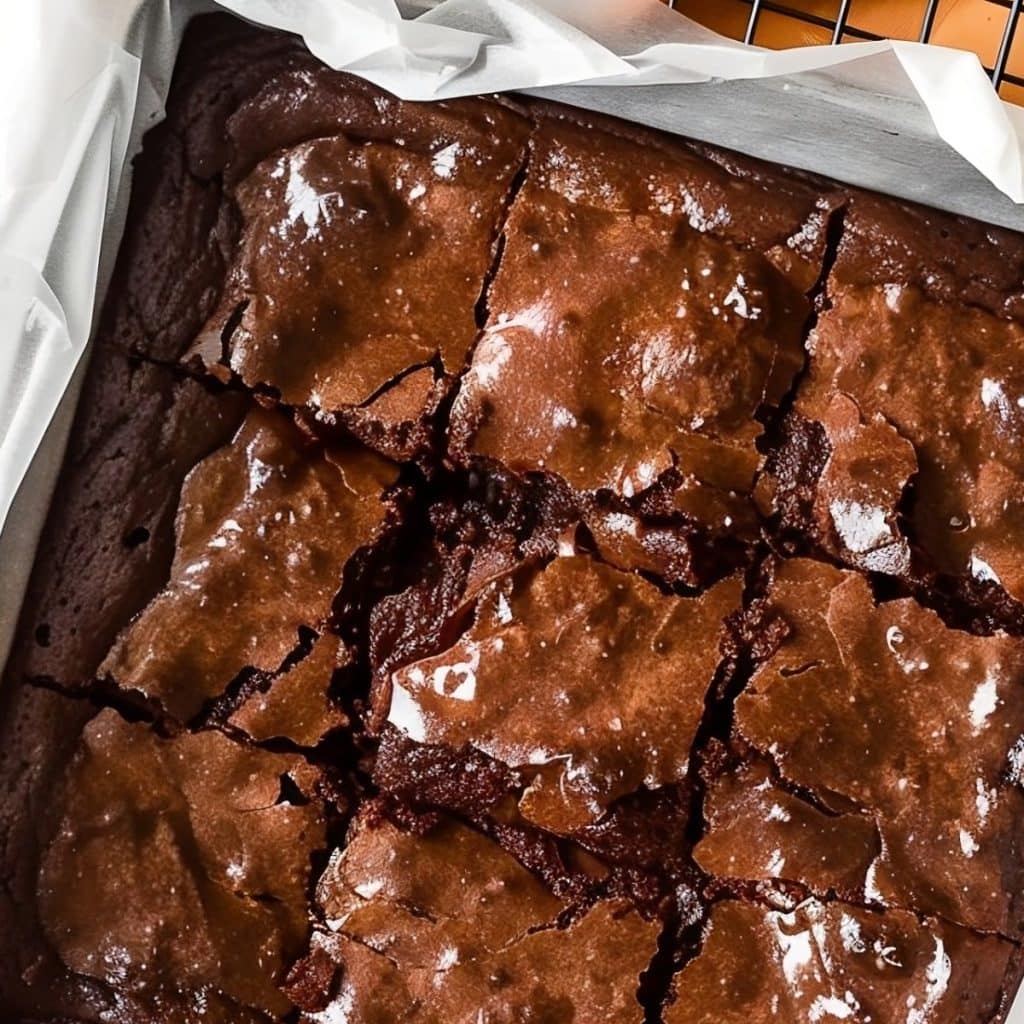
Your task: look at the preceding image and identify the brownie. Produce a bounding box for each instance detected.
[758,194,1024,630]
[186,56,531,462]
[722,557,1024,937]
[287,811,661,1022]
[97,407,398,723]
[665,898,1014,1023]
[38,708,325,1021]
[380,554,742,834]
[448,103,838,585]
[3,11,1024,1024]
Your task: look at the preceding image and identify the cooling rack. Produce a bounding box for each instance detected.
[669,0,1024,96]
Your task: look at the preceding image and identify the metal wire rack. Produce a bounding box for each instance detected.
[668,0,1024,95]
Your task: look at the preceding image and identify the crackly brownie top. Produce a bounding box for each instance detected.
[448,107,829,515]
[695,752,882,900]
[384,555,742,833]
[7,12,1024,1024]
[227,630,351,747]
[37,710,325,1022]
[732,558,1024,935]
[189,75,530,419]
[765,194,1024,611]
[287,813,660,1023]
[99,408,396,722]
[665,898,1013,1024]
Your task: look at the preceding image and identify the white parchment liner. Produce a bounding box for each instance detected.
[1,2,1023,1016]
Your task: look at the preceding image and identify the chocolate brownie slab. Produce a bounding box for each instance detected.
[3,11,1024,1022]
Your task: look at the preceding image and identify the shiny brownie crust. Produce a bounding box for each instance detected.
[2,13,1024,1024]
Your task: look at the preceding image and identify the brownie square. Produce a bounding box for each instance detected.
[759,194,1024,629]
[188,68,531,458]
[98,408,398,724]
[37,708,325,1021]
[448,105,836,583]
[378,553,742,834]
[288,811,660,1023]
[720,557,1024,937]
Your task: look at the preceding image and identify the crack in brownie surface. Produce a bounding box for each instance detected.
[227,629,350,747]
[288,811,661,1023]
[4,12,1024,1024]
[99,408,398,723]
[759,194,1024,630]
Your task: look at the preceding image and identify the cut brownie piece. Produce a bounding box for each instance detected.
[449,105,835,583]
[188,71,531,442]
[37,709,326,1021]
[759,194,1024,621]
[380,554,742,833]
[10,351,246,689]
[664,898,1013,1023]
[287,813,660,1022]
[728,557,1024,935]
[99,408,398,723]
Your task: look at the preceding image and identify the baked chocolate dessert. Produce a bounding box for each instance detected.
[3,12,1024,1023]
[757,193,1024,632]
